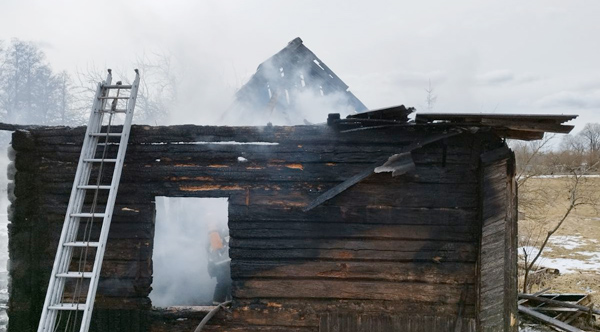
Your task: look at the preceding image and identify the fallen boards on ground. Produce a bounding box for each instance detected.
[518,293,598,332]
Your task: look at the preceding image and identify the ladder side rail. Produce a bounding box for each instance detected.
[52,87,106,295]
[53,87,112,330]
[80,71,139,331]
[48,85,109,328]
[38,72,112,332]
[47,76,113,331]
[41,82,109,332]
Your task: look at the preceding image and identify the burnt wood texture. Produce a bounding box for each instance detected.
[7,124,516,332]
[478,147,518,331]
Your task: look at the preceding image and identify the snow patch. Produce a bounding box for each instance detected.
[549,235,584,250]
[519,246,600,273]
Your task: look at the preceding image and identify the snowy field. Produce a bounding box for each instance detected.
[520,235,600,274]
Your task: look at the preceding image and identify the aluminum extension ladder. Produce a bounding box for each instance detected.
[38,69,140,332]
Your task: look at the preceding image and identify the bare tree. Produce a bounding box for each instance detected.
[579,123,600,154]
[74,52,177,125]
[521,164,600,293]
[424,79,437,112]
[512,134,555,187]
[510,135,559,227]
[0,39,77,125]
[512,132,600,292]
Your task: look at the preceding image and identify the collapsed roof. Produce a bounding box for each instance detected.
[325,105,577,141]
[231,37,367,123]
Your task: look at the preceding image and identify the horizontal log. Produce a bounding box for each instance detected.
[230,245,477,262]
[37,259,151,279]
[319,313,477,332]
[203,326,317,332]
[233,279,475,304]
[28,124,451,145]
[232,260,475,284]
[229,205,477,225]
[233,299,476,322]
[61,277,151,298]
[16,160,478,190]
[229,222,476,241]
[22,140,479,163]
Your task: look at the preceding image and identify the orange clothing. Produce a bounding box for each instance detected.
[209,231,224,250]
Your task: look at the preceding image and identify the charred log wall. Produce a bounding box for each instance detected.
[478,147,518,331]
[8,124,510,332]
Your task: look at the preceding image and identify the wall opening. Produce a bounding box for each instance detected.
[150,197,230,307]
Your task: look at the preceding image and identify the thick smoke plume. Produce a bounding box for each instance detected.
[150,197,229,307]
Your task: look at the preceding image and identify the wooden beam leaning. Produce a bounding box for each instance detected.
[518,305,584,332]
[302,130,462,212]
[518,294,600,316]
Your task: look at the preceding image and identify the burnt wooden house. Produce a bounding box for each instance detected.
[6,108,575,331]
[226,37,367,123]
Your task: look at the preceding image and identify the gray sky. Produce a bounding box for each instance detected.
[1,0,598,130]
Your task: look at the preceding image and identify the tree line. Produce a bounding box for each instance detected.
[0,39,175,126]
[0,39,75,125]
[512,124,600,176]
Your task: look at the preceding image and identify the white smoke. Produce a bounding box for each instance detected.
[149,197,229,307]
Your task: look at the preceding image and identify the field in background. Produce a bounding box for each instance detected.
[519,178,600,310]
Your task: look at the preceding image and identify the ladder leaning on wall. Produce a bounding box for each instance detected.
[37,69,140,332]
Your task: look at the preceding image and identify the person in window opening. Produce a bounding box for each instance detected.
[207,224,232,304]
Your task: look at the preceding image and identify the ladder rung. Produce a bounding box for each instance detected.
[71,213,106,218]
[98,96,130,100]
[77,185,111,190]
[100,109,127,113]
[89,133,122,137]
[48,303,86,311]
[84,158,117,163]
[56,272,93,278]
[64,241,100,248]
[103,85,132,89]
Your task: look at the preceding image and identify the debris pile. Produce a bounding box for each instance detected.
[519,291,598,332]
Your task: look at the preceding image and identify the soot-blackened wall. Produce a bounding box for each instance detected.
[7,124,516,332]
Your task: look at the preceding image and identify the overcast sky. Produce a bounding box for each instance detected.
[1,0,598,130]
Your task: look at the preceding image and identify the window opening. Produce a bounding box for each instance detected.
[150,197,230,306]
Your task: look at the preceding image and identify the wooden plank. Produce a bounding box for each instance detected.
[415,113,577,123]
[229,222,476,241]
[229,205,477,225]
[235,298,477,317]
[303,131,462,211]
[233,279,475,304]
[319,313,476,332]
[518,305,583,332]
[28,124,435,145]
[230,237,475,251]
[232,260,475,284]
[518,294,600,315]
[230,246,477,262]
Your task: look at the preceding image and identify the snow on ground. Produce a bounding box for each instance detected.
[550,235,584,250]
[519,236,600,274]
